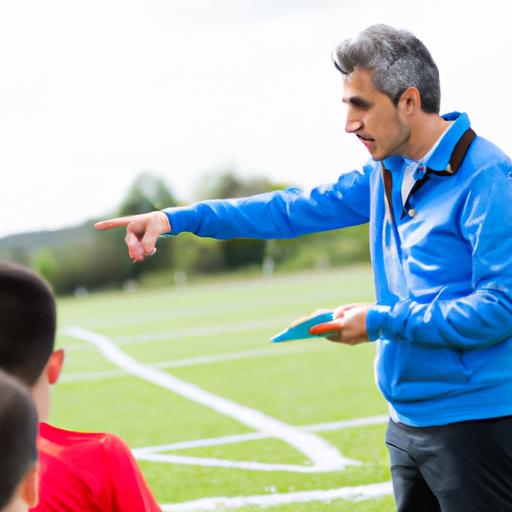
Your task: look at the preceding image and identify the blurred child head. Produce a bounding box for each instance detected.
[0,261,63,422]
[0,370,39,511]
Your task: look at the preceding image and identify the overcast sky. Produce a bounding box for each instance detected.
[1,0,510,238]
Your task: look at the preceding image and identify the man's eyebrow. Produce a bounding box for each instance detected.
[342,96,373,109]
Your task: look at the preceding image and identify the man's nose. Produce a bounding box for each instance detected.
[345,116,363,133]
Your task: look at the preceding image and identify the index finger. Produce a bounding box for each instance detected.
[95,216,140,230]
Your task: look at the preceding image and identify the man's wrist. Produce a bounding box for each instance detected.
[156,211,171,234]
[366,305,391,341]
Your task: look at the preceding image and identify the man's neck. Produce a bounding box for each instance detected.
[402,113,451,161]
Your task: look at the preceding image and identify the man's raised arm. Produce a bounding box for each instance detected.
[95,166,372,262]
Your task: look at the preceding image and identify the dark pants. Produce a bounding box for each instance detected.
[386,416,512,512]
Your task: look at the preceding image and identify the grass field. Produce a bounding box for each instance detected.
[53,265,395,511]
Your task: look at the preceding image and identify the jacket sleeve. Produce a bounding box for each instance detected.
[366,161,512,350]
[162,165,372,240]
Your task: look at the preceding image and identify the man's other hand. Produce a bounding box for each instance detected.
[95,212,171,263]
[309,303,371,345]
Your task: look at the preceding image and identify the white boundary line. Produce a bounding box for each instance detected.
[64,326,358,472]
[61,316,291,352]
[65,326,393,508]
[60,283,357,331]
[59,345,325,383]
[112,317,292,345]
[160,482,393,511]
[134,453,341,473]
[133,415,388,454]
[133,415,388,471]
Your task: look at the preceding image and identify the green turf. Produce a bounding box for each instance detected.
[52,265,394,510]
[235,496,396,512]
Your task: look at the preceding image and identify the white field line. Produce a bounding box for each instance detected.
[60,345,325,384]
[114,317,288,344]
[64,326,358,472]
[60,316,302,353]
[160,482,393,511]
[135,453,339,473]
[133,415,388,454]
[60,284,357,331]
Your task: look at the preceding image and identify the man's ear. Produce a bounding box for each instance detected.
[398,86,421,115]
[48,349,65,385]
[20,464,39,508]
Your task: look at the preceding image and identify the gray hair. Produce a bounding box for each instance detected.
[332,24,440,114]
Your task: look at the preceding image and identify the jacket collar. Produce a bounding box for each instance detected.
[426,112,471,172]
[382,112,471,173]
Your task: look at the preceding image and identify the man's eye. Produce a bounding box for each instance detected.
[351,100,370,109]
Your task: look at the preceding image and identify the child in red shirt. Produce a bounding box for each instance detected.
[0,262,161,512]
[35,424,160,511]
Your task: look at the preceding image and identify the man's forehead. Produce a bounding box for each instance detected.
[342,68,375,92]
[342,68,388,105]
[342,82,373,106]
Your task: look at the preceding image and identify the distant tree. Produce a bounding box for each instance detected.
[31,247,59,286]
[7,246,30,266]
[173,234,225,275]
[119,172,178,215]
[193,170,283,270]
[117,172,178,275]
[194,169,281,200]
[27,173,181,294]
[193,169,371,274]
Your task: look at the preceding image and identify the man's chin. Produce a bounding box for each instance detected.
[369,146,395,161]
[368,148,384,161]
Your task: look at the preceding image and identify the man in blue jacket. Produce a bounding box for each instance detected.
[96,24,512,511]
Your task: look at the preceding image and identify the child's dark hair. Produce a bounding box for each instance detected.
[0,370,38,508]
[0,261,56,385]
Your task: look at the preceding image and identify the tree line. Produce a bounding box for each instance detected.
[0,171,369,295]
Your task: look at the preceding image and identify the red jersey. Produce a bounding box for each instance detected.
[31,423,161,512]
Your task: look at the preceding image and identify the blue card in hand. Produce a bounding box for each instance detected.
[270,311,335,342]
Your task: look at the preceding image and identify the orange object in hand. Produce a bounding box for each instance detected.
[309,318,345,336]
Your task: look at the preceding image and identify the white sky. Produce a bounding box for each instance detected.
[1,0,510,238]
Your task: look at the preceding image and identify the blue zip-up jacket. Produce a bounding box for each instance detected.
[163,112,512,427]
